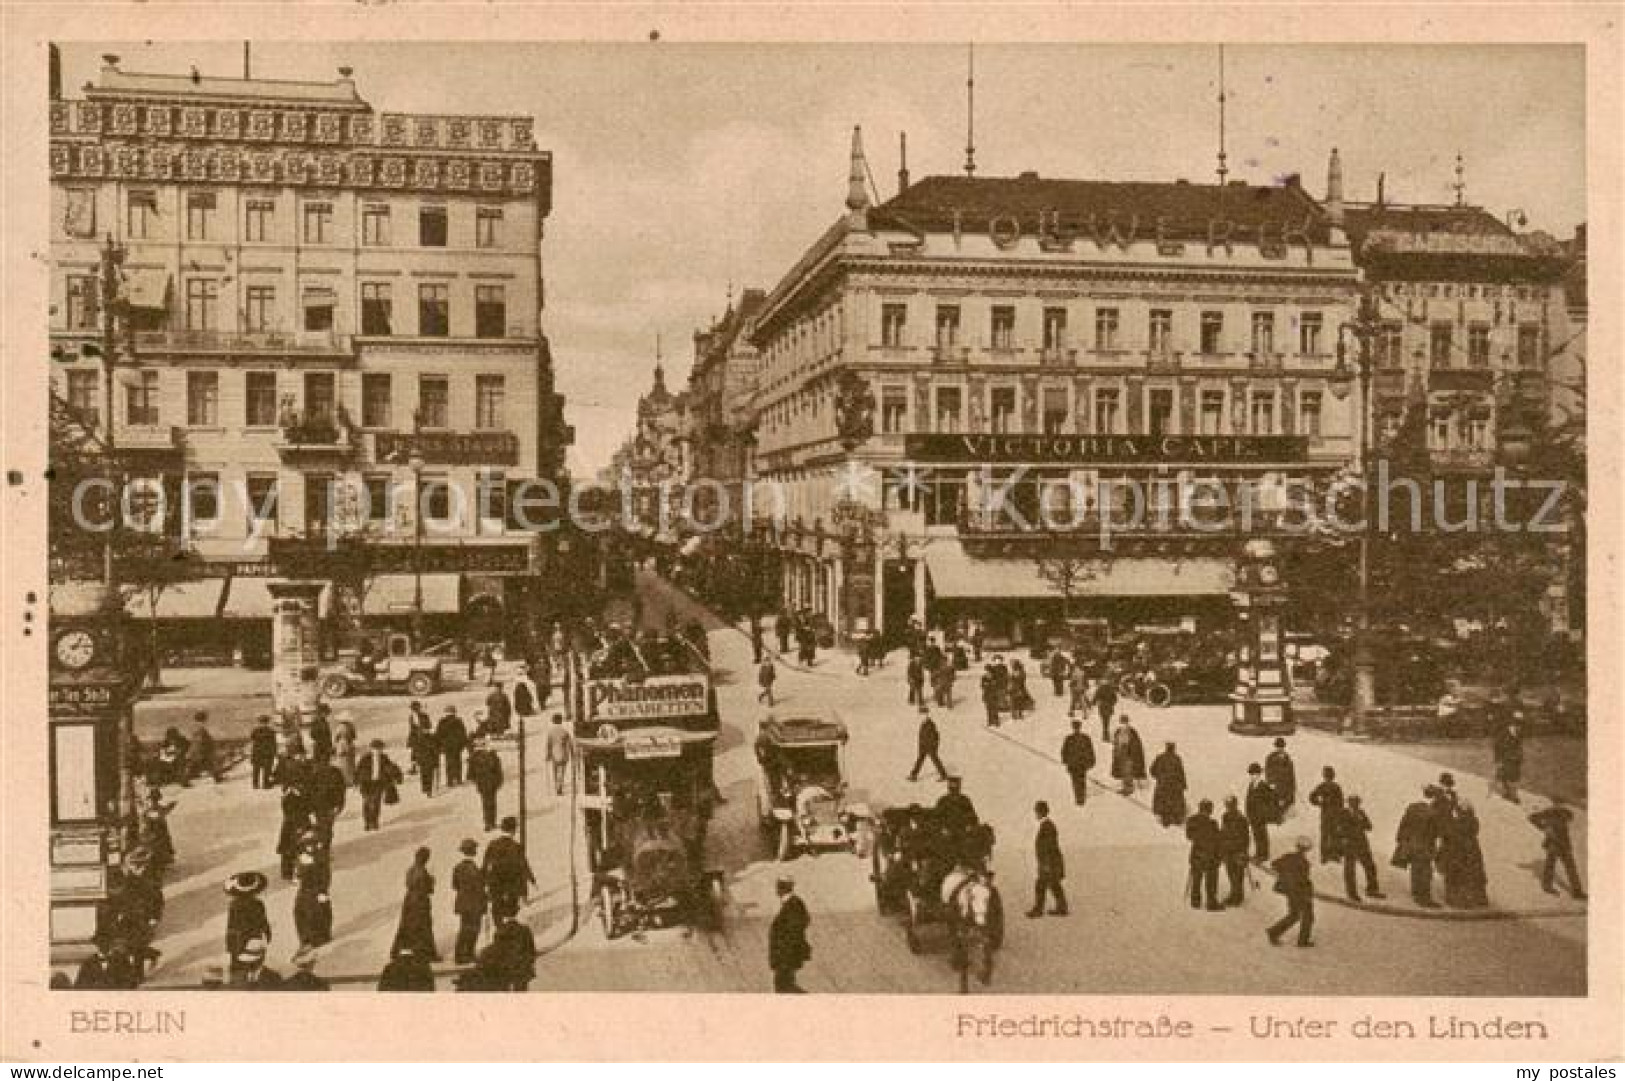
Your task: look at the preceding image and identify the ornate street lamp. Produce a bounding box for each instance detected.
[1331,288,1382,732]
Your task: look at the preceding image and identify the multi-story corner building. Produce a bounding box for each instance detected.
[606,361,692,543]
[747,131,1362,644]
[49,55,568,657]
[687,289,766,524]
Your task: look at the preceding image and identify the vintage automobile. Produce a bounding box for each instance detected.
[753,715,872,861]
[319,633,444,699]
[569,633,724,939]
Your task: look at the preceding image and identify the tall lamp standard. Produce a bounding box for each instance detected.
[408,413,426,645]
[1331,288,1383,732]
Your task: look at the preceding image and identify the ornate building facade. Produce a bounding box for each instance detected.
[747,131,1363,643]
[49,55,569,656]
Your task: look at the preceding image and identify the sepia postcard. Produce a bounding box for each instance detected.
[1,1,1620,1064]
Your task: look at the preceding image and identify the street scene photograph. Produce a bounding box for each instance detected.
[39,38,1589,999]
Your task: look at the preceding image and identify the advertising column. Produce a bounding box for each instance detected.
[268,580,325,724]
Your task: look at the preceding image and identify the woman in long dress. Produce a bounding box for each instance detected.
[1441,802,1490,908]
[1008,660,1034,719]
[391,847,440,962]
[1110,717,1146,796]
[293,843,334,949]
[332,717,358,788]
[1148,742,1188,827]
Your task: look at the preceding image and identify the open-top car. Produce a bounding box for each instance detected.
[320,633,444,698]
[754,714,872,861]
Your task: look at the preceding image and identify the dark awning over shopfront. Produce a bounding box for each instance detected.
[924,543,1234,600]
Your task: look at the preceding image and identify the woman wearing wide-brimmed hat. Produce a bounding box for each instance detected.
[223,871,271,980]
[391,847,440,962]
[332,712,358,787]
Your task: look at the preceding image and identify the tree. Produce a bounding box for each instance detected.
[1035,543,1099,624]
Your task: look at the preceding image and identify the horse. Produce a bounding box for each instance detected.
[944,869,1003,993]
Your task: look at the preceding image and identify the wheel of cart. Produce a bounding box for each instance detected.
[1145,681,1173,708]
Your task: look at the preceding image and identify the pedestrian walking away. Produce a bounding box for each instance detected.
[757,657,777,706]
[1150,741,1188,827]
[1393,785,1443,907]
[483,816,536,920]
[1110,716,1145,797]
[544,713,574,796]
[1027,801,1069,917]
[1529,799,1586,899]
[1266,837,1317,947]
[1218,795,1251,905]
[1265,738,1297,815]
[1492,713,1526,803]
[1185,800,1224,911]
[437,707,470,788]
[452,838,488,964]
[467,738,505,832]
[908,711,948,783]
[1059,720,1096,807]
[1094,678,1119,742]
[1308,766,1345,864]
[1336,794,1384,902]
[223,871,271,982]
[377,946,435,993]
[392,846,441,963]
[769,876,811,993]
[409,714,440,796]
[906,652,925,706]
[248,715,278,790]
[485,682,513,736]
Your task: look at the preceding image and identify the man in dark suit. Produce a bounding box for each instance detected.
[1027,801,1068,917]
[768,876,811,993]
[451,838,488,964]
[1185,799,1224,911]
[486,912,538,991]
[305,755,348,846]
[1059,720,1096,807]
[1265,737,1297,814]
[1336,794,1384,902]
[355,739,403,832]
[249,715,278,790]
[1267,837,1317,946]
[483,816,535,920]
[437,707,470,787]
[1219,795,1251,906]
[1393,786,1442,907]
[1530,799,1586,899]
[907,712,947,783]
[466,739,504,832]
[1245,763,1278,863]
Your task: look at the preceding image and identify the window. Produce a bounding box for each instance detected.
[990,386,1017,433]
[1042,307,1068,351]
[362,373,392,428]
[475,374,506,429]
[990,306,1016,350]
[1042,387,1069,434]
[364,475,392,522]
[1430,413,1453,449]
[362,204,390,246]
[127,190,158,239]
[1299,390,1323,437]
[422,477,452,523]
[245,372,278,426]
[1094,388,1121,434]
[1375,323,1403,368]
[1517,325,1541,368]
[65,275,99,330]
[1147,387,1175,436]
[1200,311,1223,355]
[1250,312,1275,355]
[1149,309,1174,354]
[1249,390,1276,435]
[418,375,449,428]
[303,372,335,424]
[302,287,335,333]
[1429,323,1453,368]
[302,202,332,244]
[476,207,502,248]
[186,371,219,426]
[1468,325,1491,368]
[1463,415,1489,450]
[184,278,218,331]
[477,469,508,527]
[360,282,393,336]
[418,284,449,337]
[935,305,960,349]
[303,473,333,534]
[475,285,506,338]
[934,386,962,433]
[880,386,907,434]
[65,370,99,428]
[245,474,279,530]
[61,189,101,241]
[1094,308,1119,351]
[245,199,274,242]
[419,205,448,247]
[245,285,275,332]
[1298,311,1324,356]
[1200,390,1225,435]
[186,191,216,240]
[881,303,908,348]
[187,471,220,522]
[126,371,159,426]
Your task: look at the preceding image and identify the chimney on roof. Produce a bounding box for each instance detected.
[49,43,61,100]
[897,131,910,196]
[1376,172,1386,208]
[190,66,201,84]
[1325,147,1344,225]
[100,54,121,75]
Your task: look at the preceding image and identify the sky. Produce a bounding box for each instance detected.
[58,43,1586,476]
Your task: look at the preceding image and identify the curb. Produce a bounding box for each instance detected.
[977,720,1587,923]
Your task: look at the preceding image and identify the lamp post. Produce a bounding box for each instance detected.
[409,442,426,645]
[1332,287,1383,732]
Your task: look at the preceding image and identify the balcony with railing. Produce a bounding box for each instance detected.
[275,407,358,458]
[135,328,354,357]
[114,421,185,456]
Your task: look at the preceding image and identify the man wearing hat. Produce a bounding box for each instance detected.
[437,706,470,788]
[283,948,329,991]
[452,838,489,964]
[1266,837,1317,947]
[1265,737,1297,815]
[224,872,271,980]
[1393,785,1443,907]
[485,681,513,736]
[355,739,404,832]
[467,737,505,832]
[1059,719,1096,807]
[231,938,283,989]
[907,711,947,783]
[544,713,574,797]
[249,715,279,790]
[1244,763,1278,863]
[483,816,535,920]
[768,875,811,993]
